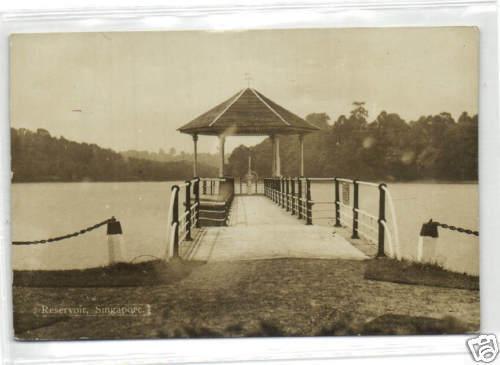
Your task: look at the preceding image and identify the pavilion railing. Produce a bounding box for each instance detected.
[263,177,401,259]
[166,178,200,260]
[199,177,235,226]
[235,177,265,195]
[200,177,225,196]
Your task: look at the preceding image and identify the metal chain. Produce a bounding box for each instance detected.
[435,221,479,237]
[12,217,116,245]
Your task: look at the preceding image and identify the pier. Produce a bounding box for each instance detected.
[167,176,397,262]
[181,194,368,262]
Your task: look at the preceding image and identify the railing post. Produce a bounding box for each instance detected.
[305,178,312,225]
[352,180,360,239]
[276,178,279,203]
[278,178,280,203]
[185,180,192,241]
[286,177,290,212]
[255,179,258,194]
[273,179,277,203]
[377,183,387,257]
[277,178,280,205]
[194,178,200,228]
[278,177,281,206]
[280,177,284,208]
[202,180,207,195]
[240,177,243,195]
[297,178,303,219]
[171,185,180,258]
[334,178,341,227]
[291,178,296,215]
[286,178,289,209]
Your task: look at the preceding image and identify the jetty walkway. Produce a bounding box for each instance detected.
[179,194,368,262]
[167,176,398,262]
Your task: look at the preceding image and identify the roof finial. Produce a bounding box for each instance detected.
[244,72,253,88]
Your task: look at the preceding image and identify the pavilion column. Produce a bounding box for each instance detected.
[218,135,226,177]
[299,134,304,176]
[275,135,281,177]
[270,135,276,176]
[192,134,198,177]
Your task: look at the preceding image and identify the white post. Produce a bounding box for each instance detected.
[417,220,441,265]
[106,219,125,265]
[299,134,304,176]
[420,236,440,265]
[219,135,225,177]
[417,236,424,262]
[108,235,125,264]
[193,134,198,177]
[275,135,281,177]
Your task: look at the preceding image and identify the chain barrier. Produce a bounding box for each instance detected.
[12,217,117,245]
[435,221,479,236]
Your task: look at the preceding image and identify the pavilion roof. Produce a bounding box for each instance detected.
[178,88,319,136]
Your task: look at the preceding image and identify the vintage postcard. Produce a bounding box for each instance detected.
[10,27,479,340]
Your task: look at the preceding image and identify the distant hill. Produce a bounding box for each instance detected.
[11,128,217,182]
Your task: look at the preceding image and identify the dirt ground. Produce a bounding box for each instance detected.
[13,258,479,340]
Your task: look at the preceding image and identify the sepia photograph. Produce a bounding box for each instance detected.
[10,27,479,340]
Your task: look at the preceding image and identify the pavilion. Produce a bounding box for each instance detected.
[178,88,319,177]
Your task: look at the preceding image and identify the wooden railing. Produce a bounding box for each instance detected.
[166,178,200,260]
[263,177,400,259]
[167,177,236,259]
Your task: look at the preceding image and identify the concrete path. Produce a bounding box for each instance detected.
[183,196,368,262]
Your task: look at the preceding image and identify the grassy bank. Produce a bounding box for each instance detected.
[364,258,479,290]
[13,258,479,339]
[14,260,203,288]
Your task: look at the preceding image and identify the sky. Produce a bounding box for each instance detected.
[10,27,478,154]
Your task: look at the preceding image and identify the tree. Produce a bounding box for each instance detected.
[228,145,251,177]
[350,101,369,121]
[306,113,330,129]
[226,106,478,182]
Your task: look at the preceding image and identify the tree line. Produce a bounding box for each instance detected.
[228,104,478,182]
[11,128,217,182]
[11,103,477,183]
[121,148,219,169]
